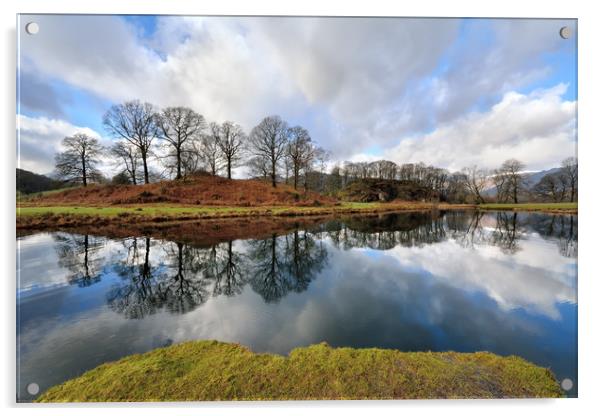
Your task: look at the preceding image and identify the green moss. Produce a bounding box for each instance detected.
[37,340,562,402]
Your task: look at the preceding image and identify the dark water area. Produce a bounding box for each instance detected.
[16,210,577,400]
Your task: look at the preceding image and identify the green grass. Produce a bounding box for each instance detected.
[17,187,80,201]
[16,201,576,229]
[478,202,577,212]
[16,201,428,220]
[17,205,251,217]
[37,340,562,402]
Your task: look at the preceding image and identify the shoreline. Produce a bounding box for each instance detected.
[16,202,577,231]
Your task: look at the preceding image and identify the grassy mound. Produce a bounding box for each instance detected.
[38,340,562,402]
[21,174,336,207]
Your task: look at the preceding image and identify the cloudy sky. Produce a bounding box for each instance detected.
[17,15,577,175]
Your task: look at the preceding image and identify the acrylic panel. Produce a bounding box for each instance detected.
[16,15,578,402]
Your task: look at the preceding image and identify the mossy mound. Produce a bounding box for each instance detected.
[37,340,562,402]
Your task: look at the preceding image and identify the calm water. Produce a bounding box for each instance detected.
[16,211,577,400]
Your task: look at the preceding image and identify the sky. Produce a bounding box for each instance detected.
[17,15,577,176]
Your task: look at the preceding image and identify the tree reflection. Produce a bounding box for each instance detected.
[446,210,486,249]
[490,212,521,254]
[103,210,576,317]
[107,237,164,318]
[523,214,578,258]
[247,230,328,303]
[209,241,247,297]
[54,233,104,287]
[108,238,216,318]
[159,242,212,314]
[326,213,447,251]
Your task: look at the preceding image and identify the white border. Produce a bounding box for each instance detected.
[2,1,601,415]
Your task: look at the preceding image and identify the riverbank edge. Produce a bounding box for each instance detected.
[36,340,563,402]
[16,202,577,230]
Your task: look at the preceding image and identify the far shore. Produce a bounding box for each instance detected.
[16,201,577,231]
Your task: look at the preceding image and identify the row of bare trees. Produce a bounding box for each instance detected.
[323,157,577,204]
[55,100,326,189]
[53,99,577,202]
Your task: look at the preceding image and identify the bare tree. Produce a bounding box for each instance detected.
[111,141,141,185]
[532,173,568,202]
[103,100,158,184]
[286,126,314,190]
[499,159,525,203]
[155,107,206,180]
[213,121,246,179]
[178,135,204,176]
[561,157,578,202]
[55,133,104,187]
[312,147,330,192]
[247,156,271,180]
[492,168,509,203]
[461,166,488,203]
[249,116,290,187]
[199,133,222,176]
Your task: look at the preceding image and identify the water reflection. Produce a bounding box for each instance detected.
[16,211,577,400]
[248,231,328,303]
[54,234,105,287]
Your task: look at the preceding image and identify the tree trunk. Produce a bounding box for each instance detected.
[293,168,298,190]
[570,182,575,202]
[227,159,232,179]
[271,163,276,188]
[176,149,182,180]
[142,152,150,184]
[81,155,87,187]
[129,154,137,185]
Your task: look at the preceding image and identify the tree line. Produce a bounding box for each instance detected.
[53,99,577,204]
[55,100,327,190]
[322,157,577,203]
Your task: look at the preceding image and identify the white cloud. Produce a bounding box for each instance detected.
[19,16,577,169]
[388,84,576,171]
[383,235,575,319]
[17,114,104,174]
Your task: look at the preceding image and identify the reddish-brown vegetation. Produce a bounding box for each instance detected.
[24,174,336,207]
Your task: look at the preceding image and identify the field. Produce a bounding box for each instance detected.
[37,340,562,402]
[16,201,462,230]
[478,202,577,214]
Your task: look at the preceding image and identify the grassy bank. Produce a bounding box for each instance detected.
[16,202,454,230]
[478,202,577,214]
[37,340,562,402]
[16,201,577,230]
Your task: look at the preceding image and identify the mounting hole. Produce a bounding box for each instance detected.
[25,22,39,35]
[561,378,573,391]
[26,382,40,395]
[559,26,571,39]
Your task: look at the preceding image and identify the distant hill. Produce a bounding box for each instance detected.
[483,167,562,197]
[16,168,64,195]
[22,173,337,207]
[522,168,562,188]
